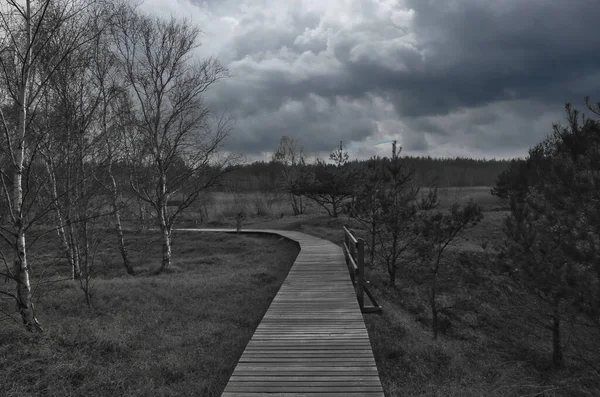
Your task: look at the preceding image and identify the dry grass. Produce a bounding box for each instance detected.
[178,191,334,229]
[230,187,600,397]
[419,186,505,211]
[5,186,597,396]
[363,250,600,396]
[0,230,299,397]
[177,188,505,229]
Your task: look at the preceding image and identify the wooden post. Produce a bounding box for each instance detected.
[356,238,365,310]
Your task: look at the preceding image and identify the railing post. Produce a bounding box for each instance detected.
[356,238,365,310]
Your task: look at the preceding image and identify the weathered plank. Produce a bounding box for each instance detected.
[181,228,384,397]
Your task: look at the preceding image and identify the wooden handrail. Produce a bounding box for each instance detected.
[344,225,359,244]
[343,225,382,313]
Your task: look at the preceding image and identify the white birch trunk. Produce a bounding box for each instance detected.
[45,160,76,278]
[109,168,134,275]
[159,207,172,271]
[14,0,41,331]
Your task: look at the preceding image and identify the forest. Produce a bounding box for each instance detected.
[223,156,512,192]
[1,0,599,396]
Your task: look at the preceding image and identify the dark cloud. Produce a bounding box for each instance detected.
[162,0,600,159]
[225,95,380,155]
[401,0,600,113]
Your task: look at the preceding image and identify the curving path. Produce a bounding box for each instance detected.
[179,228,384,397]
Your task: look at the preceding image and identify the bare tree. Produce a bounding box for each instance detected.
[37,2,118,306]
[100,96,135,276]
[272,136,306,215]
[0,0,94,330]
[113,6,233,272]
[91,11,135,276]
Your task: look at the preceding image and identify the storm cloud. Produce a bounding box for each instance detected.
[142,0,600,160]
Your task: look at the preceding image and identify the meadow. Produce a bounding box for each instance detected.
[179,186,504,229]
[180,187,599,396]
[2,187,598,396]
[0,231,299,397]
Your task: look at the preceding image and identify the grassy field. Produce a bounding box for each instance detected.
[3,187,598,396]
[0,230,299,397]
[177,186,505,230]
[185,187,600,396]
[430,186,504,210]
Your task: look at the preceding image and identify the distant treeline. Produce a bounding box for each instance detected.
[223,156,514,191]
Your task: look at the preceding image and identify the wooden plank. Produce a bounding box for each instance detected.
[222,393,384,397]
[229,373,382,379]
[226,382,383,388]
[182,228,384,397]
[235,360,375,367]
[224,386,383,392]
[246,340,373,344]
[233,365,380,372]
[237,358,377,363]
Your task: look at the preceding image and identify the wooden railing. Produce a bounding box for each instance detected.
[342,225,382,313]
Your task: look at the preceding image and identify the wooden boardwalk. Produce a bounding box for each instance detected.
[183,228,384,397]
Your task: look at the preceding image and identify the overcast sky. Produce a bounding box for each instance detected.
[141,0,600,161]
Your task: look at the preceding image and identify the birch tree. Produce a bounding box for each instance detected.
[0,0,93,330]
[40,3,121,306]
[40,14,104,282]
[91,8,134,276]
[113,7,232,272]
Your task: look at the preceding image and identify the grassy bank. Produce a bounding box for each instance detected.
[0,231,299,397]
[220,188,599,396]
[362,252,600,396]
